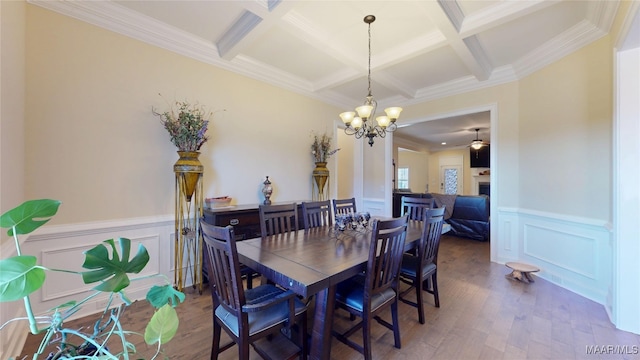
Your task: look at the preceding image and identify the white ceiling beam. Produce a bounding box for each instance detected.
[425,1,491,81]
[216,0,295,60]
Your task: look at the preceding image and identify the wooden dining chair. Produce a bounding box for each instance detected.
[332,197,356,217]
[201,221,308,360]
[259,203,298,236]
[332,215,409,360]
[301,200,332,229]
[400,196,435,221]
[399,207,446,324]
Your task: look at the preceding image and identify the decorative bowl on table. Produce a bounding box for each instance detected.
[205,196,232,208]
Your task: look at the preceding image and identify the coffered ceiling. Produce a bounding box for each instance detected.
[30,0,622,150]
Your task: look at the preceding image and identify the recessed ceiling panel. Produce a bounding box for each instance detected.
[384,46,471,90]
[476,1,589,67]
[293,1,437,53]
[243,26,345,83]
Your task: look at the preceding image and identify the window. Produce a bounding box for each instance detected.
[397,167,409,189]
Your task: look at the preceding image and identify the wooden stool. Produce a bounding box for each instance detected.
[505,262,539,283]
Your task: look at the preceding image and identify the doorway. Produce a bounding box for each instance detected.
[389,104,497,262]
[439,155,463,195]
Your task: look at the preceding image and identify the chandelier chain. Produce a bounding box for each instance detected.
[367,21,372,97]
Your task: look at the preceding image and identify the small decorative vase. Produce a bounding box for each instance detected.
[174,151,203,202]
[262,176,273,205]
[312,162,329,200]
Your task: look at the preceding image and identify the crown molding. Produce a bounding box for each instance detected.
[27,0,617,112]
[512,20,607,78]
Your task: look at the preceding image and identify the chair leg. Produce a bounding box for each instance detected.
[211,321,221,360]
[415,276,425,325]
[299,313,308,360]
[362,315,372,360]
[246,272,253,289]
[391,300,401,349]
[239,339,250,360]
[432,271,440,308]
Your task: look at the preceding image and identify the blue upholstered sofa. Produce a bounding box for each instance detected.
[393,192,490,242]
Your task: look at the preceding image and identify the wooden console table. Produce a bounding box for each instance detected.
[202,201,306,240]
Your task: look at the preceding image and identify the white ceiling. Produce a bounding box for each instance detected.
[31,0,622,150]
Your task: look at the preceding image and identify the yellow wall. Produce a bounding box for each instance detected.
[1,0,27,224]
[397,149,429,193]
[337,131,354,199]
[24,5,341,225]
[519,36,612,220]
[427,149,471,195]
[0,1,28,357]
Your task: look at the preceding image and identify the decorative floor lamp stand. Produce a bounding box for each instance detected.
[174,151,204,293]
[312,161,329,201]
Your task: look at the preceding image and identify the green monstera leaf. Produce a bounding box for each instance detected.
[81,238,149,293]
[0,256,46,302]
[144,304,179,346]
[146,285,185,309]
[0,199,61,236]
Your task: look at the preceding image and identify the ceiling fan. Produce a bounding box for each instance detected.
[469,128,489,150]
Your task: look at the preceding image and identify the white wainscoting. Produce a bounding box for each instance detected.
[495,208,612,308]
[20,215,178,319]
[2,214,207,357]
[361,197,386,217]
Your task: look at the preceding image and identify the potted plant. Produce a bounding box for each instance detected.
[0,199,184,359]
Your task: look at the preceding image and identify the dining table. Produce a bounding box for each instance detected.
[235,219,450,360]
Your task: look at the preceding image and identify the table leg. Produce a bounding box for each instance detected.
[310,285,336,360]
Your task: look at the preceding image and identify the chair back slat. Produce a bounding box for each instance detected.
[420,207,446,266]
[201,221,245,317]
[401,196,435,221]
[332,197,357,217]
[302,200,332,229]
[259,203,298,236]
[366,216,408,298]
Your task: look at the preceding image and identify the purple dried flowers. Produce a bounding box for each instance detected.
[154,97,211,151]
[311,131,340,163]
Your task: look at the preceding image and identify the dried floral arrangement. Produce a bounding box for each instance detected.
[310,131,340,163]
[153,95,211,152]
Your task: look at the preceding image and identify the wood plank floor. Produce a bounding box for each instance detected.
[20,235,640,359]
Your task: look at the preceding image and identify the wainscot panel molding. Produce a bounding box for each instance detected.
[495,207,612,308]
[496,207,520,262]
[20,215,176,321]
[362,197,385,217]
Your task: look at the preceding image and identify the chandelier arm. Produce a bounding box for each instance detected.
[344,126,357,136]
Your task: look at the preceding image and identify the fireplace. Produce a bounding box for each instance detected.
[479,182,490,196]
